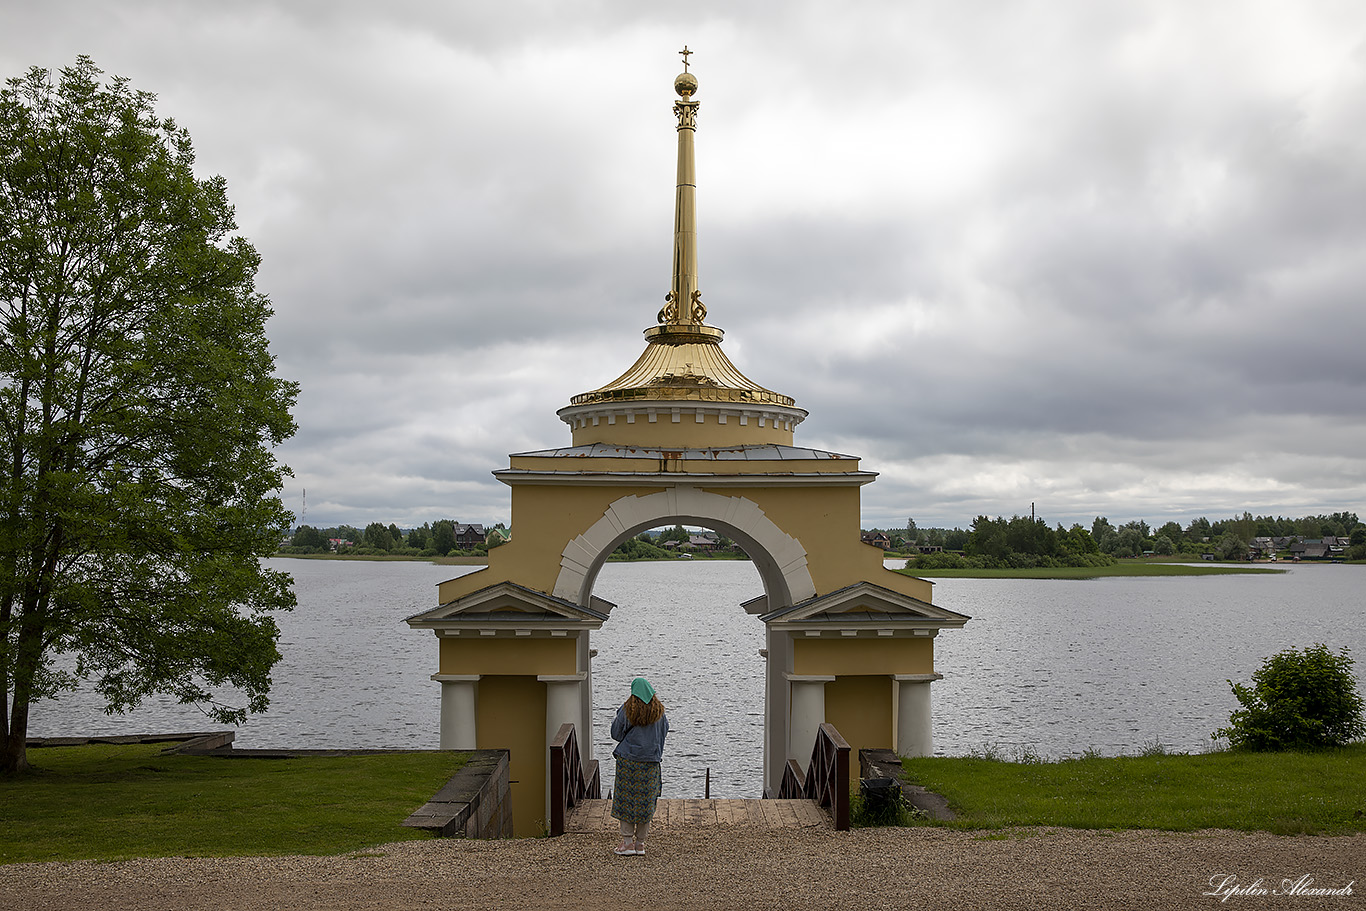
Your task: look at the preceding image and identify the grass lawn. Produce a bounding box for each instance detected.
[897,562,1285,579]
[0,744,467,864]
[901,744,1366,834]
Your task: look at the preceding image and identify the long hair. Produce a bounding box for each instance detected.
[624,693,665,727]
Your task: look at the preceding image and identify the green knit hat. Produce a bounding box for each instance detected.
[631,676,655,703]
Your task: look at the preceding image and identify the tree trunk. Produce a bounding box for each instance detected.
[2,599,46,776]
[2,646,32,774]
[1,725,28,776]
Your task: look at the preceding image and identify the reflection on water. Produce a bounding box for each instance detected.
[29,558,1366,798]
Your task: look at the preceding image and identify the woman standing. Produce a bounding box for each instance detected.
[610,676,669,856]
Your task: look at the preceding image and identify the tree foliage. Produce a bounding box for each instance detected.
[1214,645,1365,751]
[0,59,297,773]
[953,515,1111,569]
[609,537,675,561]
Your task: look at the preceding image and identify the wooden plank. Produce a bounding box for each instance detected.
[776,799,804,828]
[718,800,746,825]
[793,800,830,828]
[683,798,709,826]
[563,800,588,833]
[557,796,836,834]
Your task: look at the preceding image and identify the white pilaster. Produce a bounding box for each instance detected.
[432,674,480,750]
[764,626,791,796]
[785,673,835,767]
[894,673,943,757]
[540,673,588,765]
[541,672,589,825]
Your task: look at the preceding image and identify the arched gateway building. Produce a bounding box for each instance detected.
[407,53,969,836]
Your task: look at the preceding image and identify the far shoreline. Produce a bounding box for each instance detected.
[268,553,755,566]
[266,552,1319,579]
[894,560,1289,579]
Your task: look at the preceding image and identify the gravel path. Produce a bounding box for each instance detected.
[1,828,1361,910]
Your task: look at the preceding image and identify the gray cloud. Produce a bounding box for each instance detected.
[4,0,1363,531]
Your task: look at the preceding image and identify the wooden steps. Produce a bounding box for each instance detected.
[563,798,831,832]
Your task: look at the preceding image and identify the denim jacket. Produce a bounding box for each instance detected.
[610,704,669,763]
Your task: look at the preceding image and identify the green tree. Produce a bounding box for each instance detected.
[0,59,297,774]
[363,522,393,552]
[291,525,325,550]
[1058,523,1099,555]
[1156,521,1184,546]
[1214,645,1365,751]
[1091,517,1117,553]
[905,517,920,546]
[430,520,456,556]
[1216,533,1248,561]
[966,516,1007,561]
[656,524,689,545]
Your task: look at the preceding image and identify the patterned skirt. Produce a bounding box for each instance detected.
[611,757,662,824]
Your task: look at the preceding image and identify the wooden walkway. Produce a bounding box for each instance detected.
[563,799,832,833]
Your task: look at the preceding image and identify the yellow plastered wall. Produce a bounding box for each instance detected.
[710,486,892,595]
[437,480,934,606]
[824,675,894,767]
[439,637,577,676]
[501,484,665,595]
[477,675,547,837]
[792,637,934,676]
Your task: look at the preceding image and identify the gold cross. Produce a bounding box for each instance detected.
[679,46,693,72]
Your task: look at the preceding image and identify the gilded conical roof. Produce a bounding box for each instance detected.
[570,325,795,407]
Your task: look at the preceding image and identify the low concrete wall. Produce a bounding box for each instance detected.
[27,731,236,751]
[860,746,954,821]
[403,750,513,839]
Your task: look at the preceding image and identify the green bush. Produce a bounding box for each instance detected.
[905,552,984,571]
[1214,644,1365,750]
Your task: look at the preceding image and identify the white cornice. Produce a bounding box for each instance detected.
[493,469,877,488]
[557,401,809,431]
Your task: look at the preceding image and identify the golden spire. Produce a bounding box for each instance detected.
[659,47,704,327]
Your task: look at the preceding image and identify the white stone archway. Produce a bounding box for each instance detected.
[552,487,816,610]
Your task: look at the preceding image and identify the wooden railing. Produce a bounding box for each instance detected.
[548,722,601,836]
[777,722,850,830]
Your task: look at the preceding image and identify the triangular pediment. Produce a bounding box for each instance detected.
[405,581,613,628]
[760,581,969,627]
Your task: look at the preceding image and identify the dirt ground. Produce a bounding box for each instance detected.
[0,827,1361,911]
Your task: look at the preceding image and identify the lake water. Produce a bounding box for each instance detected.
[28,558,1366,798]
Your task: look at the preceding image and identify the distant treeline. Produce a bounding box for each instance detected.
[279,520,508,557]
[877,511,1365,570]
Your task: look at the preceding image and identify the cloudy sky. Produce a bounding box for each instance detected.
[4,1,1364,532]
